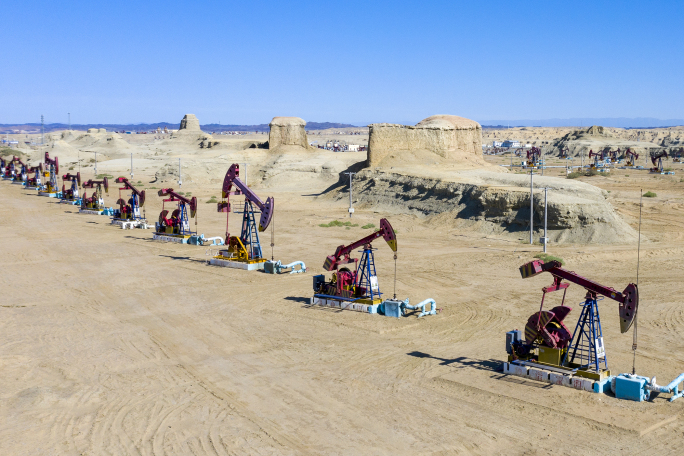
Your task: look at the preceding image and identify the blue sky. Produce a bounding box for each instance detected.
[1,0,682,126]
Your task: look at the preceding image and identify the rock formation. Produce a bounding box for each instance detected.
[551,125,662,158]
[367,115,483,168]
[179,114,201,132]
[268,117,310,151]
[170,114,213,146]
[337,168,637,244]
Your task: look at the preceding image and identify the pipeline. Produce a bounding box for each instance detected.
[266,260,307,274]
[645,373,684,402]
[200,236,225,246]
[401,298,437,318]
[278,260,306,274]
[189,234,225,246]
[611,373,684,402]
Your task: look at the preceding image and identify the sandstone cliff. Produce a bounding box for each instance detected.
[268,117,311,151]
[367,115,484,168]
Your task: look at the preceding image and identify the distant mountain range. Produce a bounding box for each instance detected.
[0,121,359,133]
[478,118,684,129]
[3,118,682,133]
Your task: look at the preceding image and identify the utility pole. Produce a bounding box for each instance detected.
[344,172,356,217]
[178,158,182,187]
[530,168,534,245]
[130,153,134,181]
[41,115,44,145]
[68,113,71,131]
[542,187,549,253]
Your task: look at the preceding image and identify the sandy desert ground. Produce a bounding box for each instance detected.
[2,130,684,455]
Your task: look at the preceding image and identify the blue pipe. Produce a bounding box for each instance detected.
[277,261,306,274]
[401,298,437,317]
[645,373,684,402]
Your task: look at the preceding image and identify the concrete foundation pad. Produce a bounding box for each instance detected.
[310,296,379,314]
[111,219,149,229]
[208,258,264,270]
[505,362,612,395]
[37,192,59,197]
[79,209,104,215]
[152,234,189,244]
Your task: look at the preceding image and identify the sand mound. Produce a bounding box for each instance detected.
[268,117,310,152]
[67,131,130,151]
[367,115,486,169]
[50,139,80,156]
[333,168,637,244]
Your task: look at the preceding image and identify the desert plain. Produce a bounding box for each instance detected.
[1,121,684,455]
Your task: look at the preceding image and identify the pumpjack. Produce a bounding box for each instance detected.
[209,163,274,268]
[111,177,147,227]
[506,260,638,381]
[526,147,541,168]
[313,219,397,308]
[24,164,42,189]
[588,149,606,169]
[60,172,81,203]
[609,148,620,163]
[11,157,28,184]
[80,177,112,214]
[649,151,670,174]
[1,157,13,179]
[154,188,197,239]
[38,152,60,196]
[673,148,683,163]
[625,148,639,167]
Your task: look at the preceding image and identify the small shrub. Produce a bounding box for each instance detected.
[206,196,217,203]
[68,166,74,170]
[625,174,629,177]
[643,191,657,198]
[185,192,192,196]
[534,253,565,266]
[96,173,114,179]
[319,220,358,228]
[361,223,376,229]
[567,169,602,179]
